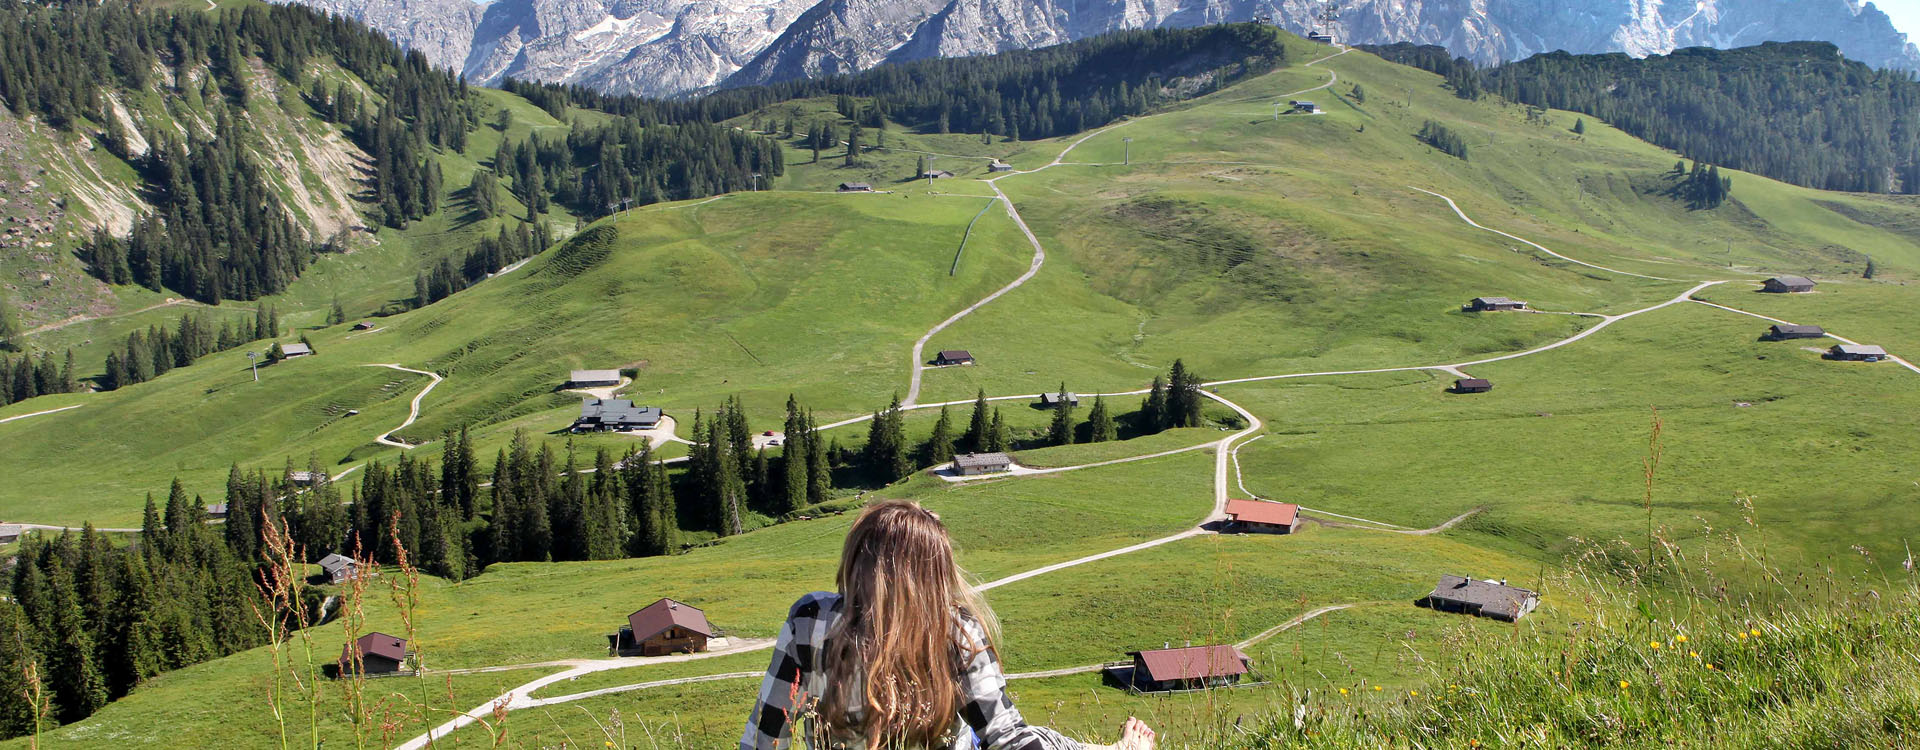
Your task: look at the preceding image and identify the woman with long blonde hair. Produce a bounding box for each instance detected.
[743,500,1156,750]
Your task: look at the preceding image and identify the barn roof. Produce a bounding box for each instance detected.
[1472,296,1521,306]
[580,399,661,425]
[1129,645,1250,682]
[1771,324,1824,335]
[1427,576,1538,620]
[1456,378,1493,389]
[318,553,356,575]
[280,343,313,356]
[1769,275,1815,286]
[1225,499,1298,526]
[1834,344,1888,357]
[570,369,622,383]
[1038,392,1079,404]
[938,350,973,360]
[953,452,1012,469]
[629,598,713,640]
[345,632,408,663]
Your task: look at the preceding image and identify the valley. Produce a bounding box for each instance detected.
[2,15,1919,750]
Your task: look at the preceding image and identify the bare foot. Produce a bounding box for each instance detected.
[1114,716,1156,750]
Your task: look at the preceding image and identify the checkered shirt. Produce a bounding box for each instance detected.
[741,592,1082,750]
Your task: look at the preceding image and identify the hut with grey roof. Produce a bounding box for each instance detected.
[1765,324,1825,340]
[1763,276,1816,293]
[952,452,1013,476]
[1421,575,1539,621]
[573,399,662,432]
[568,369,622,387]
[1828,344,1889,362]
[1463,297,1527,312]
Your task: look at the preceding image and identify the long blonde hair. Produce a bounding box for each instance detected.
[819,500,998,748]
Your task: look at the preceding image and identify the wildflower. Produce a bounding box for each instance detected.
[1470,741,1481,749]
[1689,651,1700,659]
[1750,628,1761,637]
[1675,635,1688,643]
[1339,688,1349,695]
[1737,632,1748,640]
[1705,663,1716,670]
[1649,641,1661,650]
[1619,680,1630,690]
[605,744,615,749]
[1374,686,1383,692]
[1410,690,1419,697]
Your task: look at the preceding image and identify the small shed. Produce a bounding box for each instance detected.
[339,632,410,676]
[1422,575,1539,622]
[1829,344,1888,362]
[573,398,663,432]
[1464,297,1527,312]
[933,350,975,366]
[352,321,377,331]
[569,369,622,387]
[609,598,714,656]
[1765,324,1825,340]
[280,343,314,358]
[1223,499,1300,534]
[1117,645,1252,693]
[952,452,1013,476]
[1306,31,1337,44]
[318,553,361,584]
[922,170,955,179]
[1288,100,1322,114]
[837,182,874,192]
[1038,392,1080,407]
[288,470,321,486]
[1452,378,1493,394]
[204,503,229,519]
[1763,276,1815,294]
[0,525,21,544]
[988,161,1014,173]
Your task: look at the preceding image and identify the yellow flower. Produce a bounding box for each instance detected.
[1409,690,1419,697]
[1618,680,1630,690]
[1706,663,1717,670]
[1373,685,1383,692]
[1737,632,1748,640]
[1339,688,1349,695]
[1750,628,1762,637]
[1649,641,1661,649]
[1689,651,1700,659]
[605,743,615,749]
[1675,635,1688,643]
[1470,741,1482,749]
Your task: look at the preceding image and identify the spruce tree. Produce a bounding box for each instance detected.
[711,418,746,536]
[1047,383,1076,446]
[327,296,346,326]
[1864,256,1877,280]
[1573,118,1586,135]
[924,405,956,466]
[986,408,1008,452]
[805,411,829,505]
[915,154,927,180]
[0,299,17,352]
[1088,395,1116,442]
[781,395,808,513]
[964,390,991,452]
[1143,376,1169,432]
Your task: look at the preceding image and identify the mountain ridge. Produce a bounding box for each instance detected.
[272,0,1920,97]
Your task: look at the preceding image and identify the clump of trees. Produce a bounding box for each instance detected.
[1419,120,1471,160]
[1673,160,1734,209]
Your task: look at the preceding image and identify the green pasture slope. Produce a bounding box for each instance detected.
[10,30,1920,748]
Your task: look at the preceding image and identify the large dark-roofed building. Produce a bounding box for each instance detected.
[1452,378,1493,394]
[318,553,360,584]
[1115,645,1252,693]
[1038,392,1080,407]
[1422,575,1539,621]
[609,598,714,656]
[573,399,663,432]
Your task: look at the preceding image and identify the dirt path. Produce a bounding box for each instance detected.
[1305,507,1483,536]
[365,364,442,449]
[1409,187,1690,282]
[901,120,1133,407]
[0,403,83,424]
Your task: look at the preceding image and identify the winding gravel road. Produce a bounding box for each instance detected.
[366,364,442,449]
